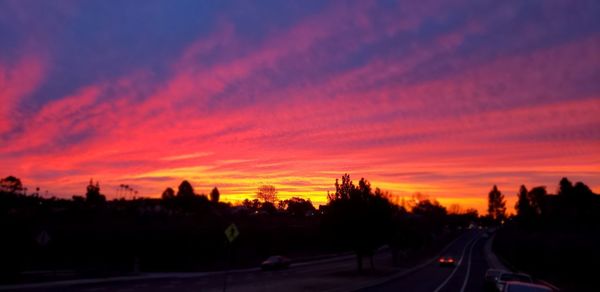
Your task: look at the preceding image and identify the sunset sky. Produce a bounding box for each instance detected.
[1,0,599,213]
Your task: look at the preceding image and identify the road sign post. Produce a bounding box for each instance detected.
[223,223,239,292]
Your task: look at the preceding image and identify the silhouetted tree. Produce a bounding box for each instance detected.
[161,187,175,200]
[406,192,429,210]
[72,195,85,204]
[242,198,262,212]
[574,181,599,222]
[487,185,506,222]
[411,199,448,233]
[85,179,106,204]
[260,201,277,214]
[558,177,573,197]
[464,208,479,220]
[412,199,447,218]
[177,180,195,198]
[328,174,353,201]
[256,185,278,203]
[527,186,547,216]
[282,197,315,216]
[573,181,593,197]
[0,176,23,194]
[210,187,220,203]
[448,203,462,214]
[277,199,288,210]
[515,185,534,222]
[323,174,394,272]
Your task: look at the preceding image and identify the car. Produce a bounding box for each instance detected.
[496,272,533,291]
[438,256,456,267]
[485,269,506,282]
[484,269,506,291]
[260,255,291,270]
[503,281,552,292]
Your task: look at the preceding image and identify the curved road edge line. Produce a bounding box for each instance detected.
[340,231,473,292]
[459,236,480,292]
[433,234,479,292]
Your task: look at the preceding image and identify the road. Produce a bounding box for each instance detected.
[9,230,492,292]
[10,248,392,292]
[359,230,488,292]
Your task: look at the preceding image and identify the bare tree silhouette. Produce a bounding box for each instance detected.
[256,185,278,203]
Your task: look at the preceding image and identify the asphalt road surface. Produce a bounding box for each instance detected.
[10,230,491,292]
[359,230,488,292]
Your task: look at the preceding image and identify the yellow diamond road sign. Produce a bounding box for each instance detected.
[225,223,239,243]
[36,230,51,247]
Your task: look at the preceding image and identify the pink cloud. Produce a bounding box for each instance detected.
[0,54,46,133]
[1,2,599,214]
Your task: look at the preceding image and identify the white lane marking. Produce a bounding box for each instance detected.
[433,233,479,292]
[460,236,481,292]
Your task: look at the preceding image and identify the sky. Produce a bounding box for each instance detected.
[1,0,599,213]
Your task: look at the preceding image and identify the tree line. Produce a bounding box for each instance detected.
[0,173,481,282]
[488,177,599,291]
[485,177,599,226]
